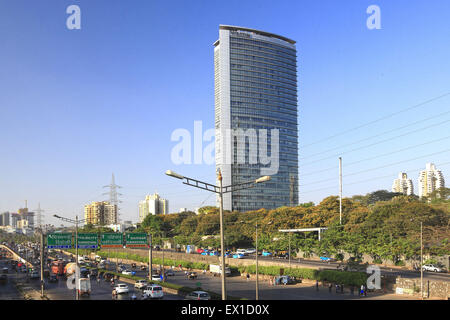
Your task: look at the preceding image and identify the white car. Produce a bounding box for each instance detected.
[185,291,211,300]
[114,284,129,294]
[151,274,162,282]
[236,249,248,256]
[422,264,443,272]
[245,248,256,255]
[143,285,164,299]
[134,280,148,289]
[122,270,133,275]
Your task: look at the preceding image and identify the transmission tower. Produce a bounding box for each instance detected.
[34,202,45,228]
[103,173,122,223]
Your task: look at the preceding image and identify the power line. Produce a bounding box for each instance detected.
[299,148,450,187]
[300,109,450,160]
[301,117,450,166]
[301,91,450,148]
[300,134,450,177]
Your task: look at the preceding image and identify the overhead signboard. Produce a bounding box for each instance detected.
[77,233,98,249]
[100,233,123,248]
[125,233,148,248]
[47,233,72,249]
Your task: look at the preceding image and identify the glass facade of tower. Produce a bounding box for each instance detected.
[215,25,298,212]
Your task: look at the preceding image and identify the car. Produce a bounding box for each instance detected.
[134,279,148,289]
[209,251,219,256]
[0,274,7,283]
[232,253,245,259]
[151,274,161,282]
[262,251,272,257]
[122,270,136,276]
[165,269,175,276]
[187,272,198,280]
[143,285,164,299]
[236,249,248,256]
[140,265,147,271]
[320,256,336,263]
[196,248,205,254]
[30,271,40,279]
[422,264,443,273]
[49,274,58,283]
[245,248,256,255]
[2,267,8,274]
[114,284,129,294]
[185,291,211,300]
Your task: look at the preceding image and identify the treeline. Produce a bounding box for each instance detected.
[134,189,450,265]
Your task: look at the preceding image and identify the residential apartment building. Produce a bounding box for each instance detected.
[392,173,414,195]
[138,193,169,222]
[0,212,10,226]
[214,25,299,212]
[418,163,445,198]
[84,201,118,226]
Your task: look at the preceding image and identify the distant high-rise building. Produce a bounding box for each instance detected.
[139,193,169,222]
[0,212,10,226]
[214,25,299,212]
[418,163,445,198]
[17,207,34,229]
[392,173,414,195]
[84,201,117,226]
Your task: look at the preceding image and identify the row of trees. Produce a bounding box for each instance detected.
[134,189,449,264]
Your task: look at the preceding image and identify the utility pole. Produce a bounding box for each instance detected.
[40,230,44,298]
[288,232,291,269]
[420,221,423,300]
[75,215,79,300]
[339,157,343,225]
[162,232,165,281]
[148,233,152,280]
[255,222,259,301]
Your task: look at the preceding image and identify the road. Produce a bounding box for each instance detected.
[134,248,450,282]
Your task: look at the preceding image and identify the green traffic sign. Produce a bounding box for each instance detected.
[47,233,72,249]
[100,233,123,248]
[125,233,148,248]
[77,233,98,249]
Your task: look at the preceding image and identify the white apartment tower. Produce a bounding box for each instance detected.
[392,173,414,195]
[418,163,445,198]
[139,193,169,222]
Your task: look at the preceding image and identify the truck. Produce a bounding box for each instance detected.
[78,278,91,296]
[51,261,65,276]
[209,264,231,277]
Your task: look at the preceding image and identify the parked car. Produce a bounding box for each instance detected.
[245,248,256,255]
[143,285,164,299]
[422,264,444,273]
[134,279,148,289]
[185,291,211,300]
[114,284,129,294]
[236,249,248,256]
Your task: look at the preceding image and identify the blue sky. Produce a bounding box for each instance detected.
[1,0,449,226]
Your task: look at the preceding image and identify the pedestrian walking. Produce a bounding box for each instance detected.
[360,285,364,297]
[328,283,332,293]
[315,280,319,291]
[335,284,339,293]
[246,273,250,281]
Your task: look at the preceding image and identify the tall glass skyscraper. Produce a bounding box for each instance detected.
[214,25,298,212]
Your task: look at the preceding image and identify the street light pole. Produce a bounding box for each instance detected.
[40,230,44,298]
[165,169,271,301]
[255,222,259,301]
[149,233,153,280]
[288,232,291,270]
[218,170,226,300]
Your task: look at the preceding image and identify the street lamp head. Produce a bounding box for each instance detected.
[53,215,60,218]
[165,170,184,179]
[255,176,271,184]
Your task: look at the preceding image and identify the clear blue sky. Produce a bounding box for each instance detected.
[1,0,449,226]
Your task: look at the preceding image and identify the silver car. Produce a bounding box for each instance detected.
[185,291,211,300]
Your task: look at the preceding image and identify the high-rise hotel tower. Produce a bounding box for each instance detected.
[214,25,299,212]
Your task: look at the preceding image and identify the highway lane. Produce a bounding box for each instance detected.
[0,258,24,300]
